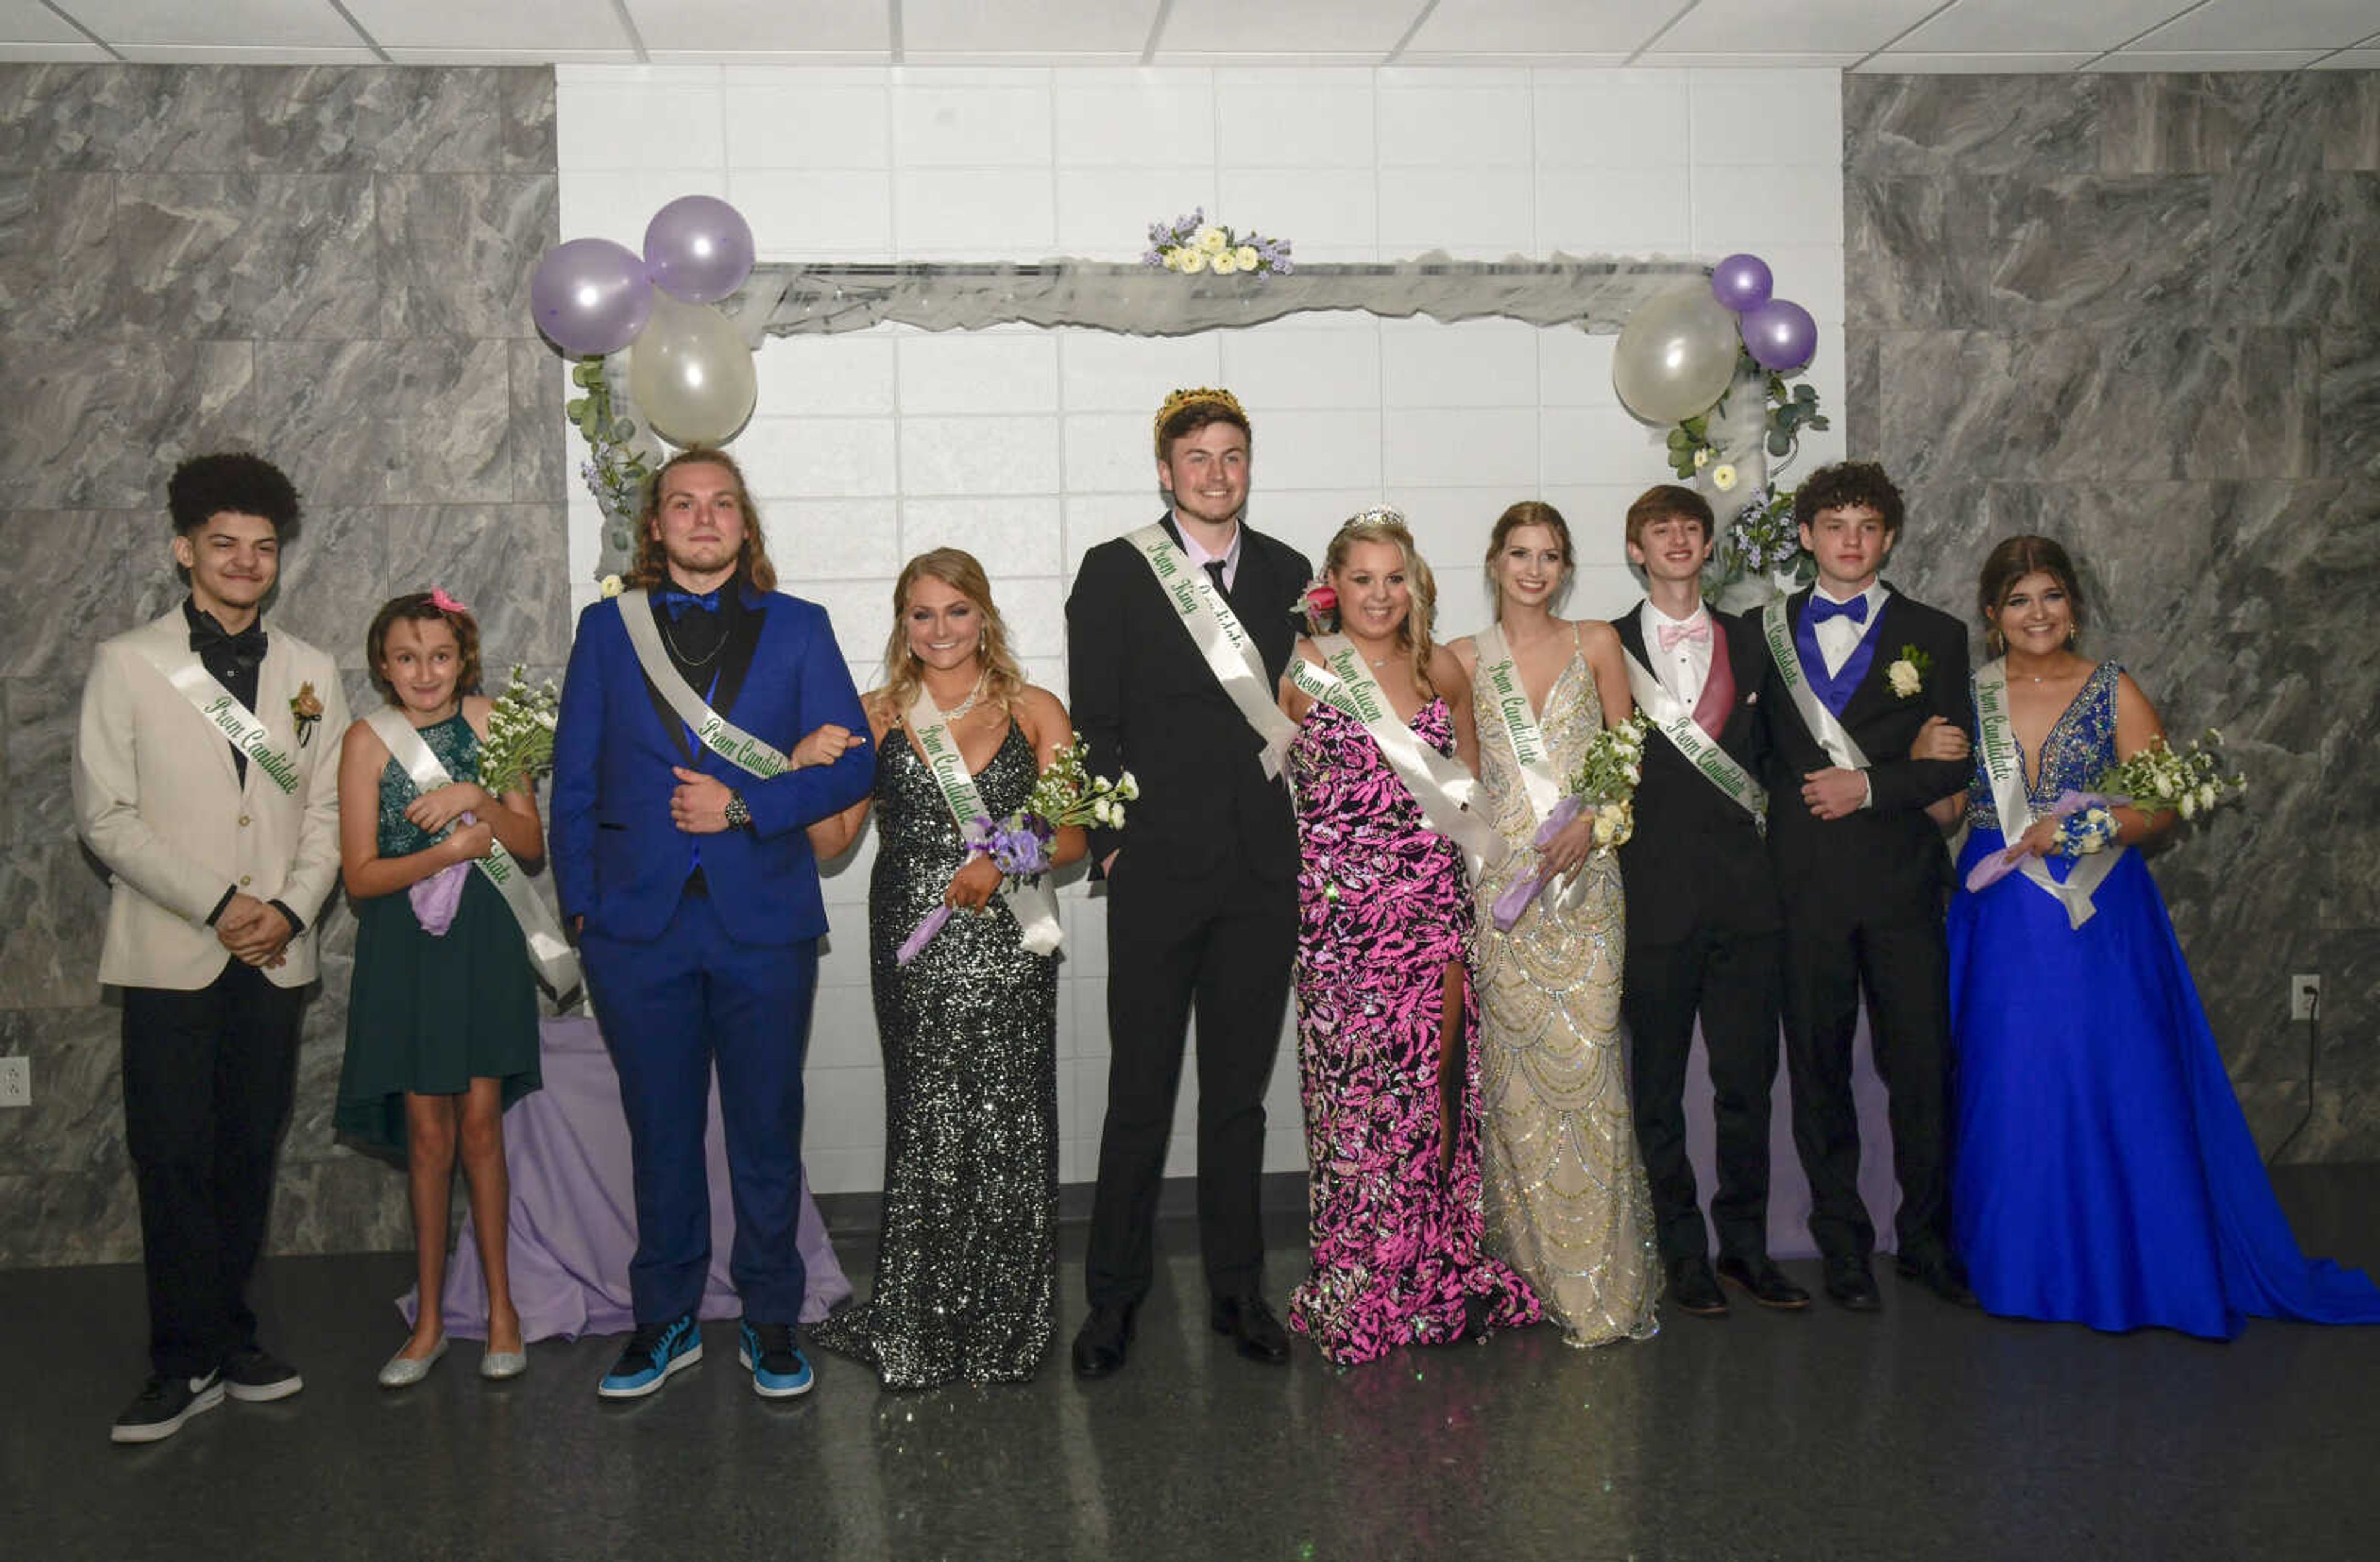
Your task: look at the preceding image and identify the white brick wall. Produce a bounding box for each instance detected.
[557,63,1849,1194]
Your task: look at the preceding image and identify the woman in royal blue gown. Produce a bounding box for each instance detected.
[1933,535,2380,1339]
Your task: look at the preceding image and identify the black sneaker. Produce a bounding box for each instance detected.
[221,1344,304,1403]
[596,1313,702,1400]
[110,1370,226,1445]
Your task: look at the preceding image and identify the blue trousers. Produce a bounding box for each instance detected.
[584,893,819,1325]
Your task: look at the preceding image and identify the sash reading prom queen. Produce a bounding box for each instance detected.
[1127,524,1301,779]
[904,689,1064,956]
[1972,658,2120,930]
[133,642,302,795]
[617,588,792,779]
[1473,621,1596,911]
[1286,635,1508,881]
[365,706,583,995]
[1621,651,1768,833]
[1761,599,1871,773]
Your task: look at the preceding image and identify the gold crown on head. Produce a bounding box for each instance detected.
[1152,387,1250,456]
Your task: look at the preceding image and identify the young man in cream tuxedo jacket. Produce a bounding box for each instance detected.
[74,453,348,1445]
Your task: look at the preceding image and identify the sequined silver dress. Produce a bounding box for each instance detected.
[808,719,1058,1388]
[1469,641,1660,1346]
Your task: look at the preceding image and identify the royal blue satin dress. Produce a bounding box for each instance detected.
[1949,661,2380,1339]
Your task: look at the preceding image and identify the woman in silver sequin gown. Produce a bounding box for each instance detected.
[1450,503,1660,1346]
[806,550,1084,1388]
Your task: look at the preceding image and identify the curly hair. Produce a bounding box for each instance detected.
[365,591,482,708]
[1789,460,1905,539]
[167,452,302,542]
[1321,508,1441,699]
[1977,534,2088,655]
[874,549,1029,727]
[625,446,779,594]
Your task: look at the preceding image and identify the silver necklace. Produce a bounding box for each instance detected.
[933,669,987,722]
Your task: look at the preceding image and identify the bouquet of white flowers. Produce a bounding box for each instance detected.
[2092,728,2247,824]
[1489,714,1647,932]
[478,665,560,799]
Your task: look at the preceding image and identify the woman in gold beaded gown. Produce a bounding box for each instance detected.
[806,549,1084,1388]
[1449,503,1660,1345]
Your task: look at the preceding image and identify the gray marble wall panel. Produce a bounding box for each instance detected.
[1848,71,2380,1163]
[0,65,563,1269]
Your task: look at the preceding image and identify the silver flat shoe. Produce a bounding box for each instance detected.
[479,1348,527,1381]
[376,1336,447,1389]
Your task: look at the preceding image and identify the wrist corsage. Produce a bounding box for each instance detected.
[1292,580,1338,633]
[1887,646,1931,700]
[2053,805,2119,857]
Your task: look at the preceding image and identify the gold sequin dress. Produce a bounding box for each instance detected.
[1469,641,1660,1345]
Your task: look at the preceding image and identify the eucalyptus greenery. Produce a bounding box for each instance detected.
[1662,353,1830,479]
[566,358,652,573]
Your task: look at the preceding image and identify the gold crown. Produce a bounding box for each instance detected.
[1153,387,1250,456]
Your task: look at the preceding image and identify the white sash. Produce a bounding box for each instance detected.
[366,708,584,995]
[1972,660,2121,930]
[904,693,1064,958]
[134,643,301,796]
[1623,651,1768,831]
[1128,524,1302,780]
[1287,636,1509,880]
[1763,598,1871,772]
[1470,623,1564,827]
[618,589,791,779]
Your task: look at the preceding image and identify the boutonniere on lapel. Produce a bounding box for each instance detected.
[289,681,324,746]
[1887,646,1931,700]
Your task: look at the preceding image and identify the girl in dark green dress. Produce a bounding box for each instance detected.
[334,592,542,1387]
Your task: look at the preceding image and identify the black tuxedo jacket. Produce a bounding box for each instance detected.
[1756,583,1971,906]
[1613,604,1783,946]
[1065,514,1313,883]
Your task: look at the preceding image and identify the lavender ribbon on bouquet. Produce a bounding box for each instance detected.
[408,811,476,936]
[1964,790,2130,893]
[896,904,952,966]
[1489,796,1582,932]
[897,813,1060,966]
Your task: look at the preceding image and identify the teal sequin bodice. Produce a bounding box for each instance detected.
[1966,661,2121,834]
[378,712,481,855]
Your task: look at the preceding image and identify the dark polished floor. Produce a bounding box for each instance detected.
[11,1168,2380,1562]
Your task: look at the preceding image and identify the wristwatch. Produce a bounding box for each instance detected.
[723,792,752,832]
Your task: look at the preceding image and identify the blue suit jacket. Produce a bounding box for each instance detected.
[551,586,871,946]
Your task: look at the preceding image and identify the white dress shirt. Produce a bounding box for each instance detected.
[1638,599,1714,709]
[1173,514,1243,593]
[1809,580,1892,679]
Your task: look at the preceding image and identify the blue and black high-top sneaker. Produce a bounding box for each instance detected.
[738,1320,814,1399]
[596,1313,702,1400]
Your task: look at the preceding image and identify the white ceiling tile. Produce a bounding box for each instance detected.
[621,0,891,54]
[1400,0,1673,56]
[2135,0,2380,51]
[1159,0,1421,56]
[0,0,88,43]
[2091,50,2328,69]
[902,0,1159,56]
[1886,0,2200,55]
[343,0,638,53]
[58,0,363,47]
[1649,0,1948,56]
[1853,52,2099,71]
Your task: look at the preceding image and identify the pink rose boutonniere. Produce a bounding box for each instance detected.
[289,681,324,746]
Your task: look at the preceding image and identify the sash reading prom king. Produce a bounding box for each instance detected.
[365,707,583,995]
[1128,524,1301,780]
[1286,635,1508,880]
[618,588,790,779]
[135,643,302,796]
[1973,658,2120,930]
[1762,599,1871,772]
[1622,651,1768,831]
[905,691,1064,957]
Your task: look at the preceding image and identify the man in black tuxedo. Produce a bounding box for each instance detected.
[1065,388,1313,1377]
[1614,485,1807,1320]
[1758,461,1975,1311]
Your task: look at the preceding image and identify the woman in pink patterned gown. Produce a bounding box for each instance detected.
[1277,509,1540,1367]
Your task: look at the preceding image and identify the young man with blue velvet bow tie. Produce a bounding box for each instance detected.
[1756,461,1975,1314]
[552,448,871,1402]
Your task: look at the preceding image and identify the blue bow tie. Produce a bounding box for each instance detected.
[657,586,722,620]
[1807,594,1870,626]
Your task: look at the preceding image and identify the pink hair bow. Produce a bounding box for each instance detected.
[429,587,469,616]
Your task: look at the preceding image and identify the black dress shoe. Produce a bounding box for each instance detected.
[1209,1293,1290,1365]
[1667,1256,1729,1317]
[1071,1305,1135,1379]
[1895,1251,1981,1308]
[1823,1256,1882,1312]
[1716,1254,1812,1310]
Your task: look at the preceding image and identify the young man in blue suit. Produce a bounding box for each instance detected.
[552,448,871,1400]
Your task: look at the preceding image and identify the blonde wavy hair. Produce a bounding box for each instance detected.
[874,548,1029,725]
[625,446,780,594]
[1483,499,1574,623]
[1323,507,1441,699]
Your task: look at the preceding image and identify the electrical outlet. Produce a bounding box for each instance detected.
[2291,974,2322,1022]
[0,1055,27,1108]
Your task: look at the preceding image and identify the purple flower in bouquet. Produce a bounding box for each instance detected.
[965,813,1056,882]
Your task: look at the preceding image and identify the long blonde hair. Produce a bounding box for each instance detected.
[1484,500,1574,623]
[625,446,780,594]
[875,548,1029,724]
[1323,508,1440,699]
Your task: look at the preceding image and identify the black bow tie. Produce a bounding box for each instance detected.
[190,612,268,671]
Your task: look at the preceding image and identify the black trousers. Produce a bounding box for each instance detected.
[1085,847,1297,1310]
[120,961,305,1378]
[1624,925,1785,1266]
[1778,902,1952,1264]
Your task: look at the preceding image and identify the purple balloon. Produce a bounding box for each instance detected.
[1740,297,1818,373]
[1710,252,1774,314]
[530,238,653,357]
[644,196,756,306]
